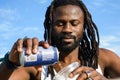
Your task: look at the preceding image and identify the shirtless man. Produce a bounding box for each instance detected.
[0,0,120,80]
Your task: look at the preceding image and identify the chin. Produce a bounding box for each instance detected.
[57,43,79,53]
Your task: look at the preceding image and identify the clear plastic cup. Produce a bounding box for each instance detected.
[53,62,79,80]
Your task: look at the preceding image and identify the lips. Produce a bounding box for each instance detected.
[59,34,76,43]
[62,38,73,42]
[61,36,75,42]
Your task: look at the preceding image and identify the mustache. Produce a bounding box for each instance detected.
[60,34,76,39]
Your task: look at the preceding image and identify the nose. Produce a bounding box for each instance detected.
[62,23,72,33]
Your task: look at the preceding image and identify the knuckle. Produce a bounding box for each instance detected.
[17,38,23,43]
[26,38,31,40]
[33,37,38,40]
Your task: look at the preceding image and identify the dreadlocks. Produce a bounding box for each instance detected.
[44,0,99,79]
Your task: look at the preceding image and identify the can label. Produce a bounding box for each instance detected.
[20,46,59,67]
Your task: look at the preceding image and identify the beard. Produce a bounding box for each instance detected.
[51,33,82,54]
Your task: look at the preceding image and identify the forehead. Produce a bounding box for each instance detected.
[52,5,84,20]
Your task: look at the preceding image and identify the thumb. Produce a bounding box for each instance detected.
[35,66,42,72]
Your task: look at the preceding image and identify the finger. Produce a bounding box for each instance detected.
[35,66,42,72]
[9,39,22,65]
[76,72,87,80]
[9,42,18,61]
[93,75,101,80]
[32,37,39,54]
[89,70,98,78]
[77,70,96,80]
[39,41,49,48]
[94,74,107,80]
[69,66,93,78]
[10,40,18,54]
[90,71,102,80]
[69,66,82,78]
[24,38,32,54]
[84,70,100,80]
[16,38,23,53]
[69,66,87,78]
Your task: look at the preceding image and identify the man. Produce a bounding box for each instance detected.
[0,0,120,80]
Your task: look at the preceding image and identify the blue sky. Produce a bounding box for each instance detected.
[0,0,120,58]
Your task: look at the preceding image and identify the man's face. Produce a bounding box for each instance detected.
[51,5,84,53]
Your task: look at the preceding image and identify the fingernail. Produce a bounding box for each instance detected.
[33,48,37,53]
[69,73,73,78]
[26,49,31,54]
[18,47,22,52]
[38,67,42,71]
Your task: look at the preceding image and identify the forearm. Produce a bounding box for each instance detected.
[108,78,120,80]
[0,61,14,80]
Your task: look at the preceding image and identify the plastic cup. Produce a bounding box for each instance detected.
[53,62,79,80]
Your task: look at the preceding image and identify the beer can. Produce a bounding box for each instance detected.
[19,46,59,67]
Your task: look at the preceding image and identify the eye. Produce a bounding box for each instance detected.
[54,21,65,27]
[57,22,63,26]
[71,21,79,26]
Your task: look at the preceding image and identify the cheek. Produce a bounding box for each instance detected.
[51,28,60,38]
[52,27,62,35]
[74,27,84,39]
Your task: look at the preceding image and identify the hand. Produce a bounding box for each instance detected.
[8,37,49,66]
[69,66,107,80]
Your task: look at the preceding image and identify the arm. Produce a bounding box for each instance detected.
[99,48,120,78]
[0,62,31,80]
[0,38,48,80]
[68,48,120,80]
[0,47,30,80]
[0,60,41,80]
[0,61,14,80]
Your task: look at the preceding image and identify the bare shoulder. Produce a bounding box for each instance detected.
[99,48,120,77]
[99,48,120,66]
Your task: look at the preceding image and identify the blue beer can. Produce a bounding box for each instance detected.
[19,46,59,67]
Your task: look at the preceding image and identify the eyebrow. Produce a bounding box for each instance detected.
[53,19,81,22]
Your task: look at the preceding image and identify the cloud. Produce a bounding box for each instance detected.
[0,8,19,21]
[92,0,105,7]
[0,21,44,57]
[109,3,120,9]
[39,0,48,4]
[0,22,11,32]
[0,8,43,39]
[100,35,120,56]
[33,0,48,4]
[91,0,120,8]
[87,0,120,15]
[0,43,9,57]
[100,35,120,46]
[0,24,44,57]
[0,21,19,39]
[0,7,44,57]
[0,25,43,40]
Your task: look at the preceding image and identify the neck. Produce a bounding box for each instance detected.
[54,46,81,72]
[59,46,80,64]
